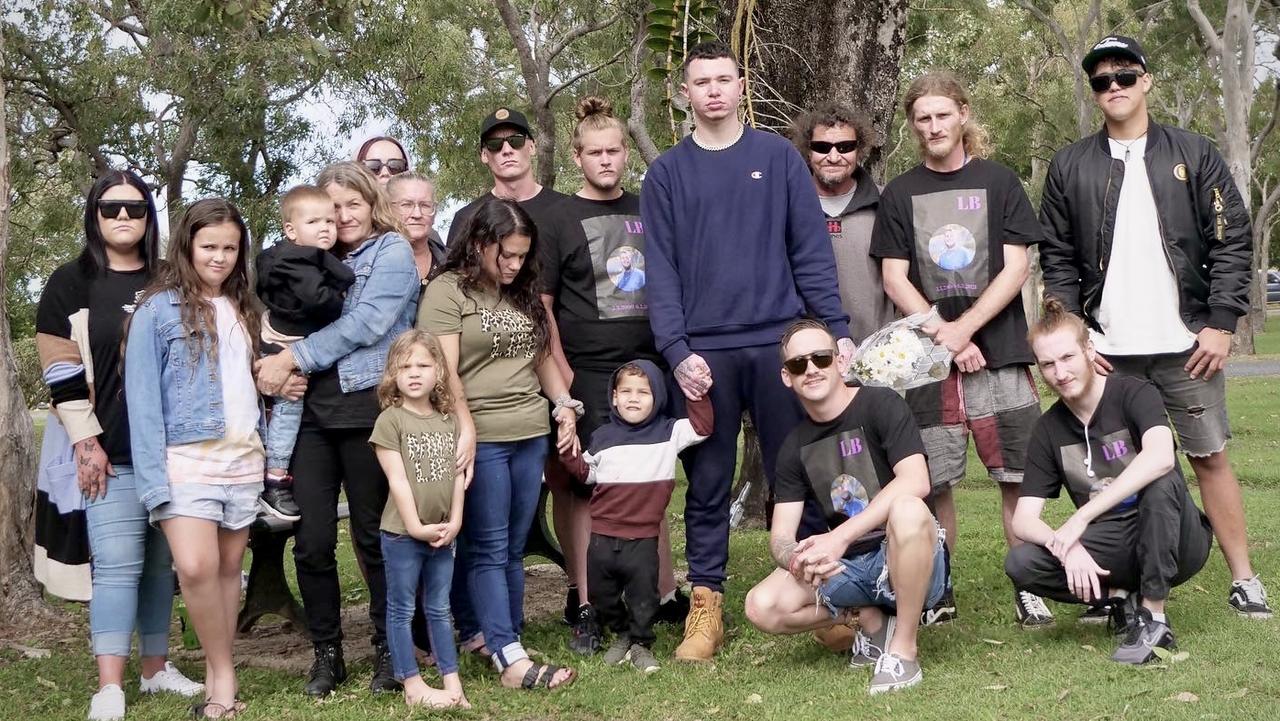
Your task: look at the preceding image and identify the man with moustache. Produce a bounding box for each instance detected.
[792,103,895,344]
[870,71,1050,629]
[641,41,852,661]
[1038,36,1270,619]
[1005,299,1212,663]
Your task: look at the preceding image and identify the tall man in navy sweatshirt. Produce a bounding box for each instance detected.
[640,41,853,661]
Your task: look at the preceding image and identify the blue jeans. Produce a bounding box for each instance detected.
[818,529,949,616]
[464,437,548,669]
[84,465,176,657]
[265,396,303,470]
[382,532,458,678]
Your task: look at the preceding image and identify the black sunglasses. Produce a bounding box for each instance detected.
[810,140,858,155]
[783,349,837,376]
[98,200,149,220]
[362,158,408,175]
[1088,70,1141,94]
[482,133,529,152]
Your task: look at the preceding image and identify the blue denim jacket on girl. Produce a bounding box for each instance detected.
[290,232,419,392]
[125,289,268,511]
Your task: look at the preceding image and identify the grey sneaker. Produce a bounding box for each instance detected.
[628,644,660,674]
[1107,594,1141,637]
[1111,607,1175,665]
[603,634,632,665]
[868,652,922,695]
[849,615,896,668]
[1079,601,1112,625]
[1228,575,1273,619]
[1013,590,1054,628]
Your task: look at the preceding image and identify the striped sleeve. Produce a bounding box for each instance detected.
[35,265,103,443]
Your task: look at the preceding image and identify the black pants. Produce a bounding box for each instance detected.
[588,533,659,647]
[291,425,389,646]
[1005,470,1213,603]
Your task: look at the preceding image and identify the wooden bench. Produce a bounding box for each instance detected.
[237,486,565,633]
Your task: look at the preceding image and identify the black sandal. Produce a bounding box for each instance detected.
[189,701,237,719]
[519,663,576,690]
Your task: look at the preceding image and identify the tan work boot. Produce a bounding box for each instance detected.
[812,613,858,652]
[674,586,724,661]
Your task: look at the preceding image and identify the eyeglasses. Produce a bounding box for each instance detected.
[782,349,836,375]
[97,200,149,220]
[362,158,408,175]
[482,133,529,152]
[810,140,858,155]
[1088,70,1141,93]
[396,200,436,214]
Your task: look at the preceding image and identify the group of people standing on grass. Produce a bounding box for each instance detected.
[31,31,1272,720]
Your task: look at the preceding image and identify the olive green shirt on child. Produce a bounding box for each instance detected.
[370,405,457,534]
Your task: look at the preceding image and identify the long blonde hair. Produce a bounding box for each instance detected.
[316,161,409,245]
[377,329,456,412]
[903,71,992,159]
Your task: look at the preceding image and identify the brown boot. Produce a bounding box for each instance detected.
[812,617,858,652]
[674,586,724,661]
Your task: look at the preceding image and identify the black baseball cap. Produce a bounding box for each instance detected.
[479,107,533,142]
[1082,36,1148,75]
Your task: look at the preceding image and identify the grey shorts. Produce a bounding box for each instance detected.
[150,481,263,530]
[1104,349,1230,457]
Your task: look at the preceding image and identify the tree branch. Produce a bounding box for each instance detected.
[1252,86,1280,165]
[546,46,627,103]
[491,0,545,101]
[547,12,622,63]
[1185,0,1224,57]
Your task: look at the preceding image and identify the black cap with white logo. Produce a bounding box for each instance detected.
[479,107,534,143]
[1082,36,1148,75]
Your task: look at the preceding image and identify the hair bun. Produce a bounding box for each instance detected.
[575,96,614,121]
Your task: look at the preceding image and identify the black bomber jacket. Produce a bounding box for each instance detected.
[1038,117,1252,333]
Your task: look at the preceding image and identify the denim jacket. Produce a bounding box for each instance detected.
[290,231,419,392]
[124,289,268,511]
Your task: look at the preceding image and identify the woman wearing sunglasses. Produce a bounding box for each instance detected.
[36,170,204,720]
[356,136,411,187]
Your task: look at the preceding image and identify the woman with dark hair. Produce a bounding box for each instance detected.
[356,136,411,187]
[419,196,581,690]
[35,170,202,721]
[255,161,422,697]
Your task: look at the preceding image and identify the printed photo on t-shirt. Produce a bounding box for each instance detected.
[405,430,453,484]
[801,429,884,521]
[585,214,648,319]
[911,189,990,300]
[1057,428,1139,511]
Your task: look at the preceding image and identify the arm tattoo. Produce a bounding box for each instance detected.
[770,537,799,571]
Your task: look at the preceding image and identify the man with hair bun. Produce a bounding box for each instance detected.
[870,70,1050,629]
[539,96,691,654]
[1006,299,1212,664]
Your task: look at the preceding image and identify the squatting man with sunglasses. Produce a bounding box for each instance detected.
[1039,35,1272,619]
[744,319,947,695]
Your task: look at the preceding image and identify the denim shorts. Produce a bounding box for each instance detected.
[818,526,949,616]
[149,481,263,530]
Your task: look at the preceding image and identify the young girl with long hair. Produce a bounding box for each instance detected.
[372,330,470,709]
[125,199,263,719]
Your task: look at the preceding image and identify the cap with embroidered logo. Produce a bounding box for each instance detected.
[1082,36,1148,75]
[479,107,534,143]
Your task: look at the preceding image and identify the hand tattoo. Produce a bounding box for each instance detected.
[770,537,799,571]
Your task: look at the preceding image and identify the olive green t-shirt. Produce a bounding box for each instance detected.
[370,405,458,533]
[418,271,550,442]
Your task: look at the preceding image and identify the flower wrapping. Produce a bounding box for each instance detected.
[848,307,953,391]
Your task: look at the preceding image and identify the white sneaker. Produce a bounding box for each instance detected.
[88,684,125,721]
[139,662,204,697]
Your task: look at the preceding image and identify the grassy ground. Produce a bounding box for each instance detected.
[6,381,1280,720]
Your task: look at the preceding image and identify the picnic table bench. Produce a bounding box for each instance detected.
[236,486,565,633]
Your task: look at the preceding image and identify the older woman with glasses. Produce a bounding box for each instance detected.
[387,171,448,285]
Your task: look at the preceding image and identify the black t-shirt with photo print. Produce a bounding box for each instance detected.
[1021,375,1176,520]
[774,386,928,556]
[539,191,663,373]
[870,158,1040,369]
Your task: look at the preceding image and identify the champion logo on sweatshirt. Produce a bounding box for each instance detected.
[750,170,764,179]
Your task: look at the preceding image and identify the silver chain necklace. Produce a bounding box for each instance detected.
[692,123,745,152]
[1112,132,1147,162]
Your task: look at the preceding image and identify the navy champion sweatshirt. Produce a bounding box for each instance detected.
[640,127,850,368]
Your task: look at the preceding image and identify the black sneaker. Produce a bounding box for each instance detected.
[369,643,400,693]
[569,604,602,655]
[1079,601,1112,625]
[920,587,957,626]
[656,589,691,626]
[1111,607,1175,665]
[1013,590,1054,628]
[1228,575,1273,619]
[258,476,301,522]
[304,642,347,697]
[1107,594,1140,637]
[564,586,580,626]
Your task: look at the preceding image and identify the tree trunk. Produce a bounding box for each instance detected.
[0,28,43,615]
[736,415,768,528]
[726,0,909,180]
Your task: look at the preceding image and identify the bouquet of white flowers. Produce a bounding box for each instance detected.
[848,307,953,391]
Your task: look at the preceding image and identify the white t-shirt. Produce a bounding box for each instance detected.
[166,296,265,484]
[819,187,857,217]
[1090,138,1196,356]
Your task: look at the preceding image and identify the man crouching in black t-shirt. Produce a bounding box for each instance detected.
[744,319,947,695]
[1005,300,1213,664]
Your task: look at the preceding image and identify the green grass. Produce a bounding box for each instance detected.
[1252,313,1280,357]
[6,379,1280,720]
